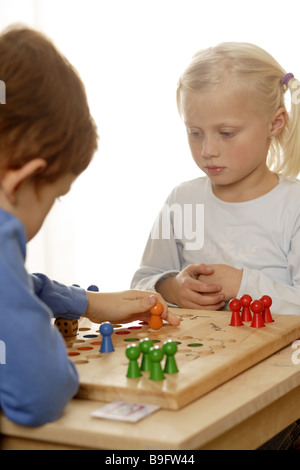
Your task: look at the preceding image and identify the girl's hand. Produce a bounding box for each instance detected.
[156,264,226,310]
[198,264,243,300]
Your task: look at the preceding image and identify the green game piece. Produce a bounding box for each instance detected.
[163,340,179,374]
[149,345,165,381]
[126,344,141,378]
[139,338,154,371]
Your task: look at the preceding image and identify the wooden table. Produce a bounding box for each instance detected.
[1,341,300,450]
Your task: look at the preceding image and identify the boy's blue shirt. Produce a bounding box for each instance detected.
[0,208,88,426]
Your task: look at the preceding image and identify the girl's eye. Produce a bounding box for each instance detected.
[220,131,235,138]
[187,129,203,138]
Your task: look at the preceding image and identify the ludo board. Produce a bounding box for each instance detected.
[64,308,300,410]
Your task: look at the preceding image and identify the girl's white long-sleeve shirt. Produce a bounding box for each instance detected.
[131,176,300,315]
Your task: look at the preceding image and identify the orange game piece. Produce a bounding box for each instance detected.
[149,302,164,330]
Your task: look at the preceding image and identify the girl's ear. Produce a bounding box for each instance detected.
[1,158,47,204]
[270,107,287,137]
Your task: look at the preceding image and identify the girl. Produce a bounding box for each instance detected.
[131,42,300,316]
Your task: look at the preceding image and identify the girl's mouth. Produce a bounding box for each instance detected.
[205,165,226,175]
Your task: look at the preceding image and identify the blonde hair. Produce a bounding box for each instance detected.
[0,26,98,184]
[177,42,300,179]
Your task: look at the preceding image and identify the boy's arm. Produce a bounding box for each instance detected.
[0,306,79,426]
[0,216,79,426]
[1,274,80,426]
[30,273,87,319]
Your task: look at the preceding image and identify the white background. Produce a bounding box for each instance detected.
[1,0,299,291]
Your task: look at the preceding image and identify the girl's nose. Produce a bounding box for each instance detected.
[201,137,220,159]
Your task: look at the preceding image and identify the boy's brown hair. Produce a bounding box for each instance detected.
[0,26,98,183]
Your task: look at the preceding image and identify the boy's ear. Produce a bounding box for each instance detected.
[1,158,47,204]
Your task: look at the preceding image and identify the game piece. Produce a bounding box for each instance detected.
[99,321,115,353]
[139,338,154,371]
[163,340,179,374]
[54,318,78,338]
[67,311,300,410]
[260,295,274,323]
[149,345,165,381]
[125,344,142,378]
[229,298,243,326]
[149,302,164,330]
[240,294,252,322]
[250,300,265,328]
[87,284,99,292]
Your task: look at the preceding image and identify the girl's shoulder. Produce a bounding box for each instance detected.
[168,176,208,203]
[277,177,300,198]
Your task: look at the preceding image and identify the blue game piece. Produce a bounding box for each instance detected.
[99,322,114,353]
[87,284,99,291]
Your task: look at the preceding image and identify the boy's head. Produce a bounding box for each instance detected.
[0,26,98,184]
[0,26,98,239]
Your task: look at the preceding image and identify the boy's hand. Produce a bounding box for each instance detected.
[84,290,180,326]
[156,264,225,310]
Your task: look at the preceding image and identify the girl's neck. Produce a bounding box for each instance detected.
[211,169,279,203]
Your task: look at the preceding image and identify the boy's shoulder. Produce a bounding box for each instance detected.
[0,207,14,223]
[0,208,26,248]
[0,207,23,231]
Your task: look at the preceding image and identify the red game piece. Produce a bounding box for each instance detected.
[149,302,164,330]
[250,300,265,328]
[260,295,274,323]
[240,294,252,322]
[229,298,243,326]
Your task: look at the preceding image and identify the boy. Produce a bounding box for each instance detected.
[0,27,178,427]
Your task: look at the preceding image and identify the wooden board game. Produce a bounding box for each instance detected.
[64,308,300,410]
